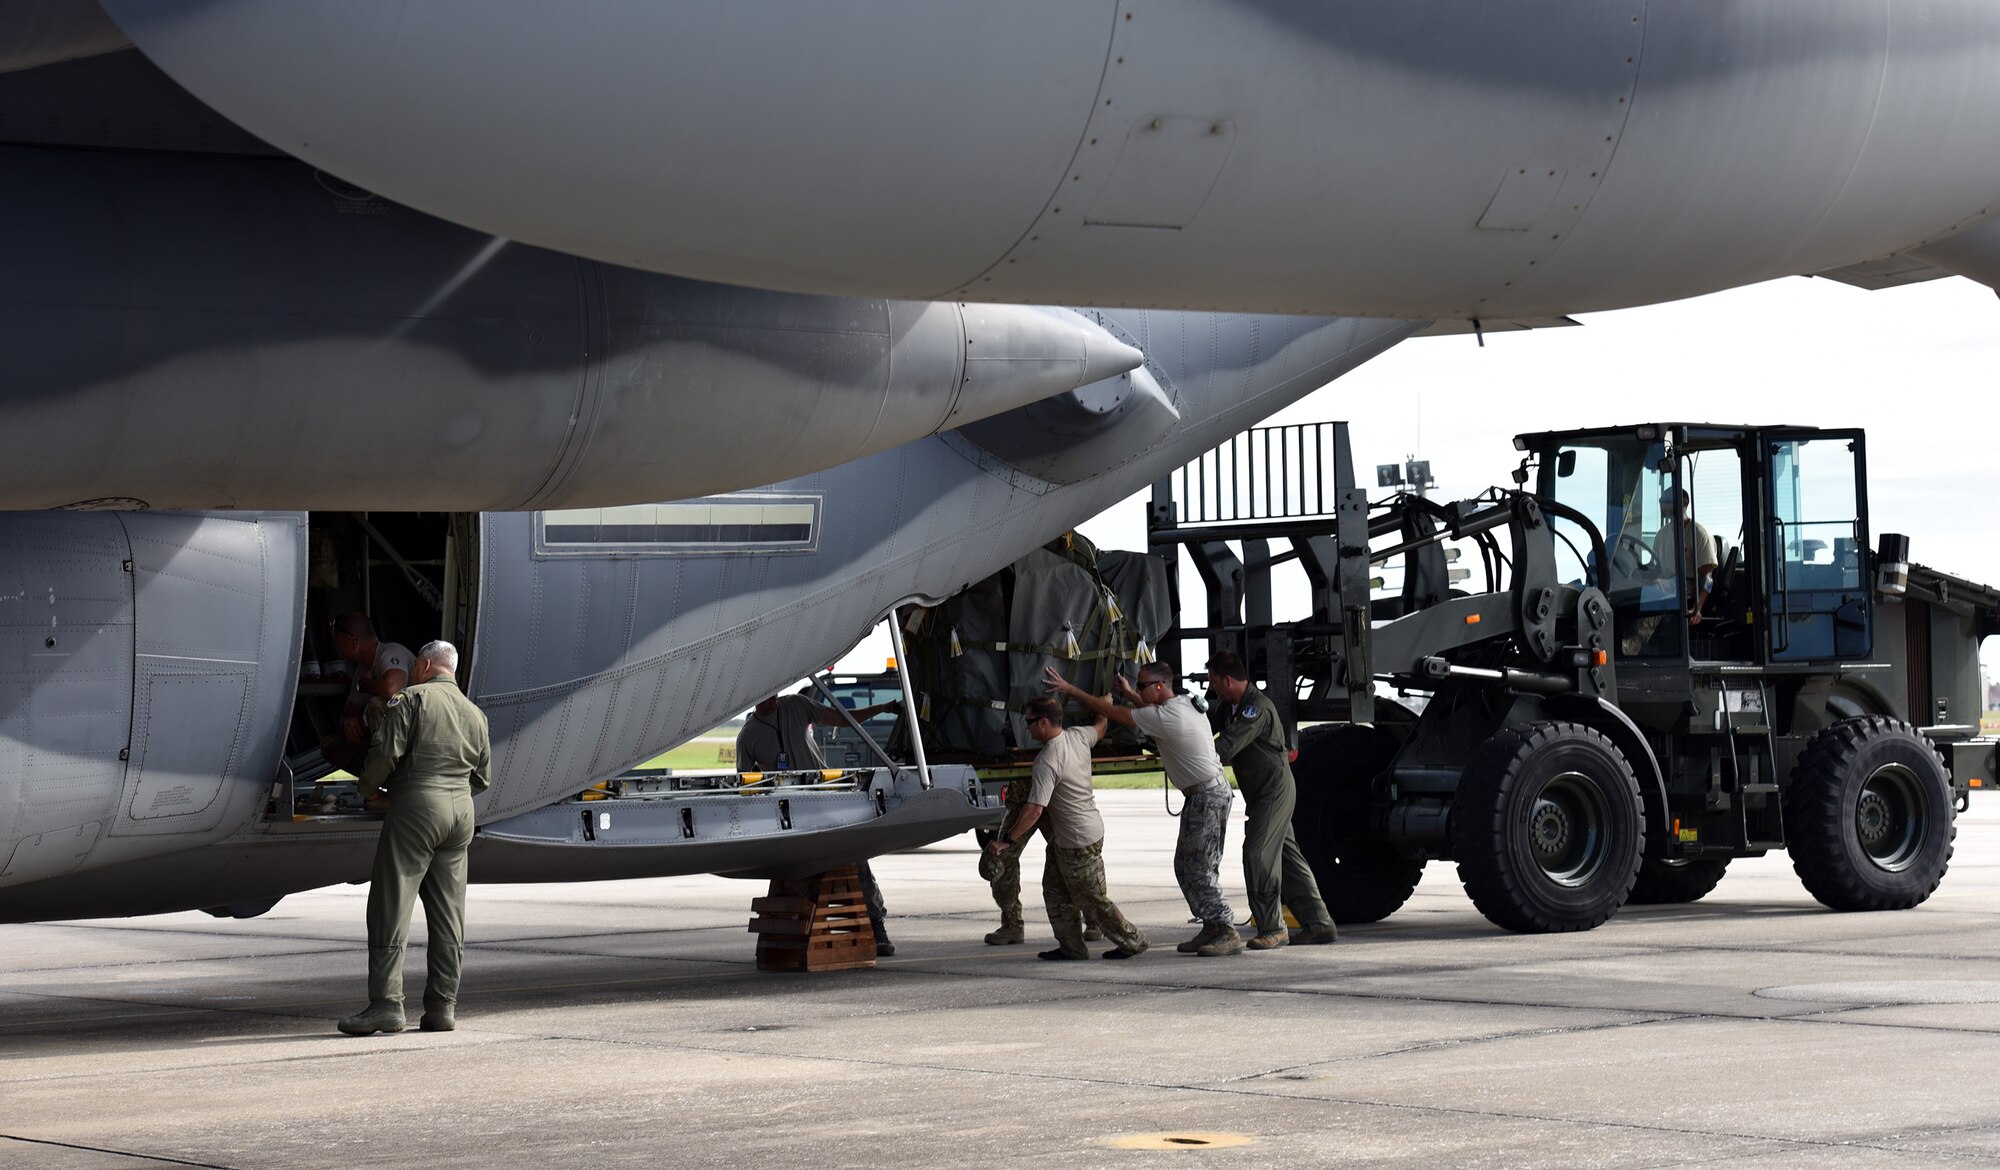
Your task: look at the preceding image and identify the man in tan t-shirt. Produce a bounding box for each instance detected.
[986,696,1148,960]
[1045,662,1242,957]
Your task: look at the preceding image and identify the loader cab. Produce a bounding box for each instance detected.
[1526,424,1871,669]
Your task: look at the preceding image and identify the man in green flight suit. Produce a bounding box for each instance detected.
[337,639,491,1036]
[1206,651,1337,949]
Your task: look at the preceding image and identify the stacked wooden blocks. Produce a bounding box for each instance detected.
[748,864,877,971]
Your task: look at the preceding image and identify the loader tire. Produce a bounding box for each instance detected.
[1782,716,1953,912]
[1626,856,1729,905]
[1451,721,1643,933]
[1293,724,1424,924]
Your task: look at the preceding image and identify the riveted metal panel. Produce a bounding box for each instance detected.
[109,512,302,838]
[0,512,133,884]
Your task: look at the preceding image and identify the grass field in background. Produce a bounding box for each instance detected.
[637,733,738,773]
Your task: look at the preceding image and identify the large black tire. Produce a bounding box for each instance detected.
[1450,721,1644,933]
[1627,856,1730,905]
[1782,716,1954,911]
[1292,724,1425,924]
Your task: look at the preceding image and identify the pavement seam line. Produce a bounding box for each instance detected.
[2,1036,544,1086]
[1217,1011,1702,1080]
[1,1133,241,1170]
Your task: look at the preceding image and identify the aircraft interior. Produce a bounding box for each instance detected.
[275,512,479,818]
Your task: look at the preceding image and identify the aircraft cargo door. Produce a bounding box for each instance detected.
[0,513,134,886]
[110,512,304,838]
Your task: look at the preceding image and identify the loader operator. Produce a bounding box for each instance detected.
[1044,662,1244,957]
[1657,486,1719,625]
[736,691,902,956]
[337,640,489,1037]
[1206,651,1338,948]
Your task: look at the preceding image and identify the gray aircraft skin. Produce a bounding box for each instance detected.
[86,1,2000,314]
[0,12,1425,922]
[0,293,1417,922]
[1,4,1996,923]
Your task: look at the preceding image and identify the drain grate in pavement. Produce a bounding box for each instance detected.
[1107,1133,1256,1151]
[1755,980,2000,1005]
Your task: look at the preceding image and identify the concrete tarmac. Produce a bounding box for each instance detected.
[4,791,1999,1169]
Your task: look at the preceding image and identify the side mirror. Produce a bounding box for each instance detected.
[1556,449,1577,478]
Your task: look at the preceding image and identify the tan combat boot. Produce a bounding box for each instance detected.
[984,920,1025,945]
[1195,924,1245,957]
[1245,930,1290,950]
[1177,921,1223,953]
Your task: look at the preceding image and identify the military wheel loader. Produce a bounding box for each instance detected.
[1150,421,1999,933]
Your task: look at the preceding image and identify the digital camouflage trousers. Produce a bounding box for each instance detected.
[1174,778,1236,926]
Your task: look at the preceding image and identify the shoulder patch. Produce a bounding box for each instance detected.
[1239,705,1257,720]
[386,692,407,709]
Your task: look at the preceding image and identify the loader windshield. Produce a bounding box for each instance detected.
[1545,435,1685,659]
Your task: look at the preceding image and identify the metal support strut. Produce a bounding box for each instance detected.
[887,609,933,790]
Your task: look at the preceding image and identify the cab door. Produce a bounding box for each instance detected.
[1763,431,1870,662]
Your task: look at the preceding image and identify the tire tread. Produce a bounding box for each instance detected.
[1782,715,1954,912]
[1451,721,1643,934]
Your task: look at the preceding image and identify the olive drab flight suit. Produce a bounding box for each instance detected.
[1215,685,1335,937]
[356,675,491,1016]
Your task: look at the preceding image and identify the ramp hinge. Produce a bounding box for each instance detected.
[778,799,792,830]
[121,560,133,573]
[118,746,130,761]
[679,807,696,838]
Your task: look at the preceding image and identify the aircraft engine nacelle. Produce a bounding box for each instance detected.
[0,147,1140,513]
[954,310,1181,485]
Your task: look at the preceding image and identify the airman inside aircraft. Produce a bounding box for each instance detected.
[737,692,902,956]
[337,640,490,1037]
[323,613,414,776]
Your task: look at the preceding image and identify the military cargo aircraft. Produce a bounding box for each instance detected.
[2,3,1997,922]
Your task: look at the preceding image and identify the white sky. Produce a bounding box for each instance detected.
[836,274,2000,679]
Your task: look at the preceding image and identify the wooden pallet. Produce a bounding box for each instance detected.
[749,864,877,972]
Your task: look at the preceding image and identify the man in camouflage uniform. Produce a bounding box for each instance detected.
[1046,662,1242,957]
[986,696,1147,960]
[978,778,1100,945]
[337,640,491,1036]
[1208,651,1337,949]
